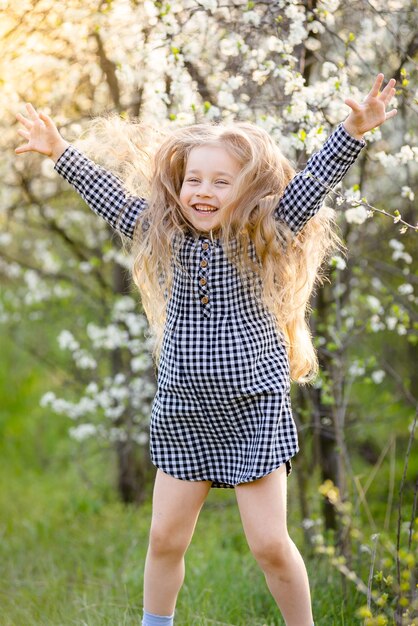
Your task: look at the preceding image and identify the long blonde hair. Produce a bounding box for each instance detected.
[76,117,343,384]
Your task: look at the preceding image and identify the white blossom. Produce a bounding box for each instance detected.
[398,145,416,164]
[345,206,368,225]
[398,283,414,296]
[366,295,383,313]
[389,238,404,251]
[40,391,56,407]
[370,314,385,332]
[86,382,99,395]
[226,75,244,90]
[283,72,305,95]
[371,370,386,384]
[385,316,397,330]
[0,232,12,246]
[288,21,308,48]
[54,285,72,298]
[284,99,308,122]
[217,90,235,108]
[114,373,126,385]
[199,0,217,11]
[302,518,316,529]
[401,186,415,201]
[41,158,57,179]
[109,385,129,402]
[349,361,365,377]
[132,432,149,445]
[397,252,412,264]
[305,37,322,51]
[69,423,97,441]
[345,316,354,330]
[74,350,97,370]
[105,405,126,420]
[205,104,221,120]
[58,329,80,351]
[96,390,114,410]
[285,4,303,19]
[143,0,159,18]
[0,259,21,278]
[318,0,340,11]
[219,34,244,57]
[87,322,130,350]
[131,354,151,372]
[321,62,338,79]
[330,255,347,270]
[267,36,284,53]
[242,11,261,27]
[113,296,136,314]
[373,151,398,168]
[79,262,93,273]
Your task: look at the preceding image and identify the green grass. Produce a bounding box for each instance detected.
[0,457,363,626]
[0,331,366,625]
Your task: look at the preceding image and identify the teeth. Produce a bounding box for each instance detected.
[194,204,218,212]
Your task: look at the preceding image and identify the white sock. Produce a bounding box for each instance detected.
[142,609,174,626]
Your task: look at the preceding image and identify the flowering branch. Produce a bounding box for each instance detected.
[306,173,418,232]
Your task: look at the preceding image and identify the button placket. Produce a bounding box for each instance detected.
[198,240,211,316]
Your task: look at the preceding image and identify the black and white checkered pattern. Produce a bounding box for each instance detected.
[55,123,365,487]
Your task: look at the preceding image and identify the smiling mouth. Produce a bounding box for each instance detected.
[193,204,219,214]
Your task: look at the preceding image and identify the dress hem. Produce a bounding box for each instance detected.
[151,451,298,489]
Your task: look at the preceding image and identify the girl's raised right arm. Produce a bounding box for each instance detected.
[15,104,146,240]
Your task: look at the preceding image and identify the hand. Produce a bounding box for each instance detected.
[343,73,397,140]
[15,103,69,162]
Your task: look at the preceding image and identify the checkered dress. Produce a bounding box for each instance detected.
[55,123,365,488]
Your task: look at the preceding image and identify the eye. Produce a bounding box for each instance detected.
[215,180,229,185]
[186,178,200,183]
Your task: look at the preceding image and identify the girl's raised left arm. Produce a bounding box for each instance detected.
[275,74,397,234]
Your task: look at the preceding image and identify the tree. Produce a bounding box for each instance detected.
[0,7,417,613]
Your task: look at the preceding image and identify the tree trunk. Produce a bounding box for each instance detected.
[111,256,153,504]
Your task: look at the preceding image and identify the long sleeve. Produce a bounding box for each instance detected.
[54,145,148,240]
[275,123,366,234]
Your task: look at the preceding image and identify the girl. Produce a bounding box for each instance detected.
[16,73,397,626]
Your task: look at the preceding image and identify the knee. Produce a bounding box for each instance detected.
[250,534,293,571]
[148,523,189,560]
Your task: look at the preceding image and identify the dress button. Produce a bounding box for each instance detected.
[199,278,207,286]
[201,296,209,304]
[202,242,209,250]
[200,259,208,268]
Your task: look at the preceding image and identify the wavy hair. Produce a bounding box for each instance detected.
[75,116,343,384]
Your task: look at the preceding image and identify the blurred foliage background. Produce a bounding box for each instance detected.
[0,1,417,624]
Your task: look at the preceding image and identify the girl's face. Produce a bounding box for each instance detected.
[179,144,241,233]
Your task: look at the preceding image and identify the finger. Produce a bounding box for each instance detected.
[382,87,396,105]
[385,109,397,120]
[25,102,39,121]
[380,79,396,99]
[15,144,31,154]
[17,128,30,139]
[39,111,55,129]
[344,98,361,112]
[368,73,384,98]
[16,112,33,129]
[380,87,396,105]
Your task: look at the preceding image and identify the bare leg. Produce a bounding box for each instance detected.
[235,465,313,626]
[143,470,212,615]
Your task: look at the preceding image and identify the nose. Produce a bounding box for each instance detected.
[196,181,213,197]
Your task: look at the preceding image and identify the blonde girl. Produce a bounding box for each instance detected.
[16,73,396,626]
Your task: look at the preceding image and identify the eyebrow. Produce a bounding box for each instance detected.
[186,169,234,177]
